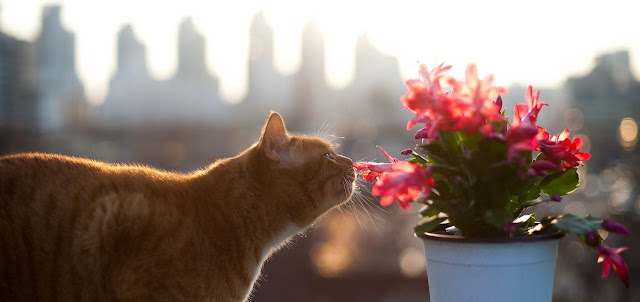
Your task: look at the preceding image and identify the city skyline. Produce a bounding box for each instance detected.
[1,0,639,104]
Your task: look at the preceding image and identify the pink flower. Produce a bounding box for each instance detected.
[353,146,399,182]
[402,63,453,140]
[597,244,630,288]
[506,124,540,161]
[401,63,450,114]
[538,129,591,171]
[446,63,507,134]
[512,86,547,128]
[372,162,434,209]
[506,86,549,160]
[527,159,557,176]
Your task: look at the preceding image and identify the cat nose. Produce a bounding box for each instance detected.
[337,155,352,165]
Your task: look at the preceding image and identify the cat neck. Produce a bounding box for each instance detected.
[190,147,301,259]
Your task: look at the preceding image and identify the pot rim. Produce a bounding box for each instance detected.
[415,230,565,243]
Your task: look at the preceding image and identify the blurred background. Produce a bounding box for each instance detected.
[1,0,639,301]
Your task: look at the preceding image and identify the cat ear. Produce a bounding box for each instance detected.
[260,111,291,162]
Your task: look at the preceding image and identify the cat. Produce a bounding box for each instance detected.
[0,111,356,302]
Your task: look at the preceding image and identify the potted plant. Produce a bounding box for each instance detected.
[354,63,630,301]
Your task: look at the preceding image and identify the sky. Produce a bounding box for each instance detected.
[1,0,639,105]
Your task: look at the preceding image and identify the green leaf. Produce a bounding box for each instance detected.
[520,186,541,202]
[439,131,462,164]
[408,151,428,165]
[521,199,542,208]
[553,213,602,235]
[540,168,579,196]
[419,142,451,165]
[414,216,447,234]
[419,205,440,218]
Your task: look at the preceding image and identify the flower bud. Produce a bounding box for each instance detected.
[586,231,599,246]
[602,219,631,235]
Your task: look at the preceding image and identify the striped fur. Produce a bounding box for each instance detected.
[0,112,356,302]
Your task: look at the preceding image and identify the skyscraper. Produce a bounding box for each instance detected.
[242,11,293,123]
[0,27,37,133]
[34,5,85,132]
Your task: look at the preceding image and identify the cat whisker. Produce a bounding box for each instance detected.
[339,179,381,234]
[317,122,336,142]
[354,184,388,235]
[343,195,366,230]
[316,120,326,137]
[355,180,391,215]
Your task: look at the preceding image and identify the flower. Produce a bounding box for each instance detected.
[597,244,630,288]
[400,149,413,155]
[353,146,399,182]
[602,219,631,235]
[586,231,600,246]
[354,62,629,288]
[506,86,548,160]
[446,63,507,135]
[372,161,434,209]
[513,86,547,128]
[538,128,591,171]
[506,124,540,161]
[527,160,557,177]
[402,63,452,138]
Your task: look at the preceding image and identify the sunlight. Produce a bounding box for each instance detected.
[618,117,638,150]
[1,0,639,105]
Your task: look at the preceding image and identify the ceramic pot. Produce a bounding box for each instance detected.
[417,232,564,302]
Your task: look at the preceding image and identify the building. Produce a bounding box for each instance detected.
[0,28,37,133]
[239,11,294,125]
[565,50,640,170]
[34,5,85,132]
[101,18,227,127]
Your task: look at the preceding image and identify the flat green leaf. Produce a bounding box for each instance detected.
[414,216,447,234]
[553,213,602,235]
[521,186,541,202]
[540,168,579,196]
[419,205,440,218]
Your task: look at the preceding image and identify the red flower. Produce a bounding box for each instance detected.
[353,146,399,182]
[506,124,540,161]
[513,86,547,128]
[505,86,549,160]
[372,162,434,209]
[401,63,450,114]
[402,63,453,140]
[446,63,507,134]
[538,128,591,170]
[597,244,630,288]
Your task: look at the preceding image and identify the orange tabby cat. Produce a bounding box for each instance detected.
[0,112,356,302]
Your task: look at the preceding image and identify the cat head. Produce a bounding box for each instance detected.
[253,111,356,228]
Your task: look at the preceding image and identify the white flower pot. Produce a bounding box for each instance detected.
[419,232,564,302]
